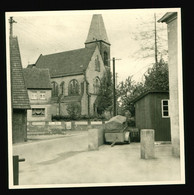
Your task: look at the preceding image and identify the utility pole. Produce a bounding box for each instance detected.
[112,57,121,116]
[154,13,158,65]
[9,16,17,38]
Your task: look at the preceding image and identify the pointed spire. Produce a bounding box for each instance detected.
[85,14,110,44]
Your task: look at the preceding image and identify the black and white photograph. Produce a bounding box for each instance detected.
[6,8,185,189]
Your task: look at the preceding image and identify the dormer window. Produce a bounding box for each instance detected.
[95,55,100,72]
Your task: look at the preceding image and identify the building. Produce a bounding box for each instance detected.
[131,91,171,142]
[158,12,180,157]
[34,14,111,117]
[23,67,52,122]
[10,35,31,143]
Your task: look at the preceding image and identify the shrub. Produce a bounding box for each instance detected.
[66,103,81,120]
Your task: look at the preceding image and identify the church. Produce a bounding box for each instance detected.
[34,14,111,117]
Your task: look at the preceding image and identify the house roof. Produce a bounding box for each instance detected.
[130,90,169,104]
[85,14,110,44]
[10,37,30,109]
[157,12,177,24]
[23,67,52,89]
[35,47,96,78]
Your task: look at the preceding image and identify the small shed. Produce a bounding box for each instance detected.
[131,90,171,142]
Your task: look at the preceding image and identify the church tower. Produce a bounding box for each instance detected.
[85,14,111,67]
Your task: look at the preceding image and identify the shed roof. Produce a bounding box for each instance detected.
[130,90,169,104]
[35,47,96,78]
[10,37,30,109]
[23,67,52,89]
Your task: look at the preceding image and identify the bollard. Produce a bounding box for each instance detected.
[140,129,155,159]
[88,129,98,150]
[13,155,25,185]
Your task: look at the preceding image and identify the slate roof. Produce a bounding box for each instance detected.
[10,37,30,109]
[23,68,52,89]
[35,47,96,78]
[85,14,110,44]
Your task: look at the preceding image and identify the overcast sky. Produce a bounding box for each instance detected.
[6,8,178,84]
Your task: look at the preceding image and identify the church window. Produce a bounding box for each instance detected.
[51,81,58,97]
[95,55,100,72]
[104,51,108,66]
[60,81,65,95]
[69,79,79,95]
[93,77,101,94]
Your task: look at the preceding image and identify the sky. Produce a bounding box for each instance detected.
[6,8,176,84]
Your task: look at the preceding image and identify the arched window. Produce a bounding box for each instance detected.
[68,79,79,95]
[93,77,101,94]
[104,51,108,66]
[51,81,58,97]
[60,81,65,95]
[95,55,100,72]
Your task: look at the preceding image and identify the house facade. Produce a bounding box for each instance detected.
[132,91,171,142]
[23,67,52,122]
[35,14,111,117]
[10,36,31,143]
[158,12,181,157]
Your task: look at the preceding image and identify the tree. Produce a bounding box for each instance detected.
[117,58,169,116]
[96,69,113,115]
[117,76,146,116]
[132,13,168,63]
[144,58,169,91]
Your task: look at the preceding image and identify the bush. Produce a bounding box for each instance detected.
[66,103,81,120]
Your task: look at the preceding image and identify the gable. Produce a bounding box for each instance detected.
[35,47,96,78]
[10,37,30,109]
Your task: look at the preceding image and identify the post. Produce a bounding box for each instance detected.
[13,155,25,185]
[112,57,116,116]
[140,129,155,159]
[9,17,17,38]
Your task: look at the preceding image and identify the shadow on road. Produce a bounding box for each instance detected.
[37,150,86,165]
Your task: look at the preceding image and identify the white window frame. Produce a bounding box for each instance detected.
[31,91,37,100]
[40,91,46,100]
[161,99,170,118]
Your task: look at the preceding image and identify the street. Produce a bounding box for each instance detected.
[12,130,182,187]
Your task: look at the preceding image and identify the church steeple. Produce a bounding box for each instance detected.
[85,14,111,67]
[85,14,110,44]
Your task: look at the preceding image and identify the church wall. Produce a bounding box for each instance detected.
[86,47,106,116]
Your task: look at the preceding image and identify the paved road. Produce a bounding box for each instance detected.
[12,131,183,187]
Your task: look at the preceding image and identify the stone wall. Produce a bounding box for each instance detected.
[27,120,104,135]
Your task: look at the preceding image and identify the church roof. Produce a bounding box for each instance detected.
[35,47,96,78]
[23,67,52,89]
[85,14,110,44]
[10,37,30,109]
